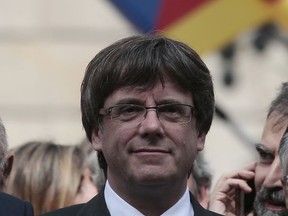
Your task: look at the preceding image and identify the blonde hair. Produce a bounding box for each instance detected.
[5,141,84,215]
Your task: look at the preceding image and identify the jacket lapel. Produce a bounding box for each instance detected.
[76,189,111,216]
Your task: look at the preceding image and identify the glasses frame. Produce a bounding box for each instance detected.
[99,103,196,125]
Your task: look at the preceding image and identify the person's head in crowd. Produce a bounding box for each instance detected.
[208,82,288,216]
[253,82,288,216]
[40,34,220,216]
[79,34,216,215]
[279,127,288,208]
[5,141,98,215]
[188,152,212,209]
[0,118,13,191]
[78,138,105,192]
[0,118,35,216]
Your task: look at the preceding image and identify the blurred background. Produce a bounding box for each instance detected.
[0,0,287,187]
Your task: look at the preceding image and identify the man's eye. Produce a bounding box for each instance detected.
[120,106,141,114]
[160,105,178,113]
[166,107,177,113]
[113,106,143,117]
[257,151,274,163]
[160,105,186,117]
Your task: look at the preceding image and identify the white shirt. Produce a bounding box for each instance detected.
[104,181,194,216]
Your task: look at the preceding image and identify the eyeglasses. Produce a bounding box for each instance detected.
[99,103,196,125]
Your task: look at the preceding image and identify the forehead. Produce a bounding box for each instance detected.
[261,114,288,151]
[103,79,193,106]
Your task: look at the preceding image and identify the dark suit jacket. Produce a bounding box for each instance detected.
[41,189,222,216]
[0,192,34,216]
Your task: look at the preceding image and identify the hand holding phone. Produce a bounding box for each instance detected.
[209,164,256,215]
[235,178,256,216]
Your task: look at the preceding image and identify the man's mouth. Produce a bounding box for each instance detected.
[134,148,168,153]
[133,148,170,154]
[265,201,286,212]
[255,186,287,214]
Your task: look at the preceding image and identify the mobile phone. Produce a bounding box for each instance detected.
[235,188,244,216]
[235,178,256,215]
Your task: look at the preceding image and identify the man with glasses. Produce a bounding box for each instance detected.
[279,127,288,208]
[42,34,221,216]
[209,82,288,216]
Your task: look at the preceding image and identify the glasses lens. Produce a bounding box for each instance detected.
[106,104,193,124]
[158,104,191,123]
[110,104,145,124]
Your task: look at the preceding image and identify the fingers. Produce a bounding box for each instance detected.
[208,164,256,214]
[228,162,256,180]
[213,172,254,194]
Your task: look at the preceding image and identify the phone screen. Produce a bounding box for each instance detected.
[235,188,244,216]
[235,178,256,215]
[244,178,256,214]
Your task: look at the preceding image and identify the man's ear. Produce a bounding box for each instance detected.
[3,152,13,178]
[91,128,103,151]
[196,132,206,152]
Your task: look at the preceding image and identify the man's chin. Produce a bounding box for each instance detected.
[253,187,288,216]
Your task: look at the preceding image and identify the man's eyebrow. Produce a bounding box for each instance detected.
[157,99,189,104]
[255,143,272,154]
[113,98,188,106]
[114,98,143,105]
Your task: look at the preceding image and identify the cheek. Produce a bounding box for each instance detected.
[177,132,199,165]
[101,125,134,154]
[254,165,267,190]
[172,123,197,140]
[181,127,200,150]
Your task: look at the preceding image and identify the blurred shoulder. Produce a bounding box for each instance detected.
[40,204,83,216]
[0,192,34,216]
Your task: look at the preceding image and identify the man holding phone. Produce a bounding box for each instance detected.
[209,82,288,216]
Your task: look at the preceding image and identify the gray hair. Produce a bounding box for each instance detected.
[279,129,288,176]
[192,152,212,190]
[0,118,8,171]
[78,138,106,190]
[268,82,288,122]
[274,82,288,176]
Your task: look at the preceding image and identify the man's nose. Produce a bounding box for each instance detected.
[143,109,161,126]
[263,157,283,188]
[138,109,164,136]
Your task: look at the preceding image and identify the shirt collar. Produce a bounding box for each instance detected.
[104,180,194,216]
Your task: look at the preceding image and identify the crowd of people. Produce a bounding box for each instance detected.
[5,140,105,215]
[0,34,287,216]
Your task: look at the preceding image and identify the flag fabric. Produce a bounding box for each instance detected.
[109,0,287,55]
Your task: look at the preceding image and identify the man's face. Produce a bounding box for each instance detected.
[254,114,288,216]
[91,79,206,195]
